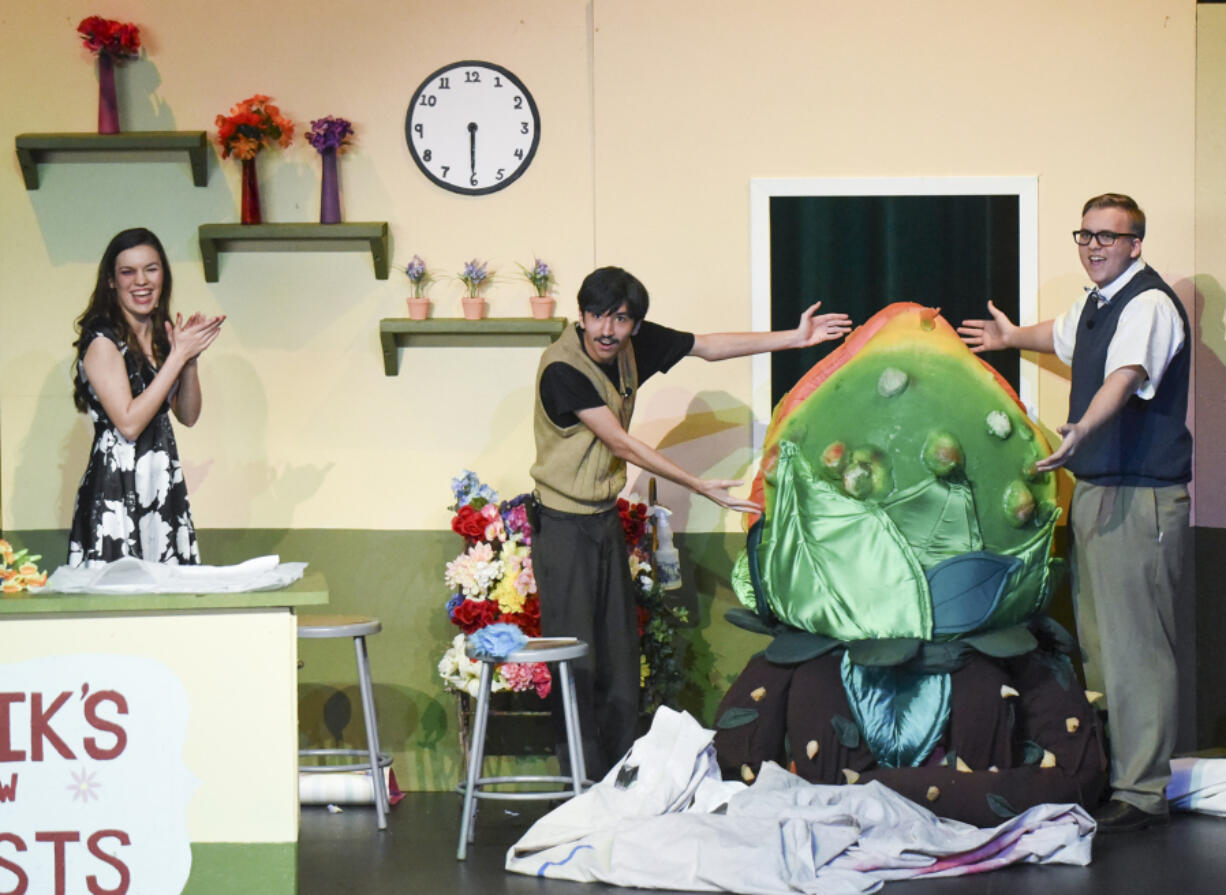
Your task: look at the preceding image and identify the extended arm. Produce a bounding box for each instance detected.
[957,300,1055,354]
[689,302,851,361]
[1035,365,1146,471]
[575,405,762,513]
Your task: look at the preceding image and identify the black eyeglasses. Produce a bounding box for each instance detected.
[1072,229,1138,247]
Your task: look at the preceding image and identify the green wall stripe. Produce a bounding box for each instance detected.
[184,843,296,895]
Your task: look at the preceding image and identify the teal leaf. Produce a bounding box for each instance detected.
[831,714,861,749]
[964,625,1037,658]
[716,707,760,730]
[764,629,841,664]
[1030,615,1077,656]
[846,638,922,667]
[840,653,950,768]
[1037,651,1075,691]
[987,793,1020,818]
[927,551,1021,634]
[1021,740,1044,765]
[724,608,778,637]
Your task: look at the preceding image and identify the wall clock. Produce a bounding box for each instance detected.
[405,60,541,196]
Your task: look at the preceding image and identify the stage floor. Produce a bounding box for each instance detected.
[299,792,1226,894]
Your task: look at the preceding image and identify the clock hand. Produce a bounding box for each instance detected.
[468,122,478,177]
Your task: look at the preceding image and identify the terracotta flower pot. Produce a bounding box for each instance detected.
[407,296,431,320]
[461,297,487,320]
[529,295,555,320]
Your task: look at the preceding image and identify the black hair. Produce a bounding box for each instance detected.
[1082,193,1146,240]
[72,228,174,412]
[576,266,649,321]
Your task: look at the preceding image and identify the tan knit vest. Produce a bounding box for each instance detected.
[530,323,638,513]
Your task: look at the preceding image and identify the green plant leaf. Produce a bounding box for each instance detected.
[831,714,861,749]
[716,707,760,730]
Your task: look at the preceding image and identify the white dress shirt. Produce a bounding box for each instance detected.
[1051,259,1185,400]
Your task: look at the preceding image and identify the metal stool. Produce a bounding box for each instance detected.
[297,614,392,830]
[456,637,589,859]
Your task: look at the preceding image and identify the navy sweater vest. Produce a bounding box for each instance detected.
[1066,266,1191,486]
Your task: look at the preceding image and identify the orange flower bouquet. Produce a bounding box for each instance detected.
[215,94,294,224]
[215,94,294,160]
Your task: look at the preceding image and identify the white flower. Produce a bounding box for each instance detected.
[109,436,135,472]
[175,517,193,559]
[135,450,171,508]
[96,500,133,545]
[139,513,169,561]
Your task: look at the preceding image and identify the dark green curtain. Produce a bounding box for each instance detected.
[769,195,1020,407]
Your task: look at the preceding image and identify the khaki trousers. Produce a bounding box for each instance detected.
[1070,481,1190,813]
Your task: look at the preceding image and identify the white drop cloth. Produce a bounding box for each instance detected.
[507,707,1093,894]
[32,555,307,594]
[1168,757,1226,816]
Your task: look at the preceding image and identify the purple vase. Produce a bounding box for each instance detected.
[320,149,341,224]
[97,53,119,134]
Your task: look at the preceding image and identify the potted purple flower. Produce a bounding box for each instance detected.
[518,258,556,319]
[458,259,493,320]
[405,255,434,319]
[305,116,354,224]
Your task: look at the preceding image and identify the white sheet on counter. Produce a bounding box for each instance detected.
[31,555,307,594]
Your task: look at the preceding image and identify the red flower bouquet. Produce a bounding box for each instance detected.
[77,16,140,59]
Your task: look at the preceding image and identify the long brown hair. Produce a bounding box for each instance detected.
[72,228,174,412]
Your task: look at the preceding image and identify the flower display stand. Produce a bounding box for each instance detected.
[14,131,209,190]
[197,221,389,282]
[378,317,567,375]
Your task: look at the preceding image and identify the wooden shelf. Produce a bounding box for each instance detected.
[198,222,390,282]
[15,131,209,189]
[378,317,568,375]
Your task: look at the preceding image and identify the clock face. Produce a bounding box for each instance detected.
[405,60,541,196]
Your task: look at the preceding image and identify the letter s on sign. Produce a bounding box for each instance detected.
[83,692,128,761]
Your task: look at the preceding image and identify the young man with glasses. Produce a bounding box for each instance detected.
[958,193,1191,833]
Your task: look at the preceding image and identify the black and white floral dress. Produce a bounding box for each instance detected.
[68,323,200,567]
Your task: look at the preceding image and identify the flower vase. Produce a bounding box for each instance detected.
[97,53,119,134]
[529,295,555,320]
[319,148,341,224]
[407,296,431,320]
[240,157,262,225]
[461,297,488,320]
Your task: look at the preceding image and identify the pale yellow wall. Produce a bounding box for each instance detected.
[1195,3,1226,528]
[0,0,1201,535]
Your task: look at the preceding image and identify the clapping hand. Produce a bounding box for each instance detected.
[166,312,225,365]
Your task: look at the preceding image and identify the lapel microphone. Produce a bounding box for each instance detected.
[1085,290,1103,329]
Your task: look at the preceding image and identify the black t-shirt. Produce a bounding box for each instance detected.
[539,320,695,427]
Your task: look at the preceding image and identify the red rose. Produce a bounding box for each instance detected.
[451,505,487,540]
[452,598,498,634]
[617,498,649,545]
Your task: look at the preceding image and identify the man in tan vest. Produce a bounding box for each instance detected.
[531,266,851,779]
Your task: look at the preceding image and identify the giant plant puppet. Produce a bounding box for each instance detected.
[714,303,1107,826]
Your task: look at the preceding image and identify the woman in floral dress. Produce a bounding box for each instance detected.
[68,228,225,566]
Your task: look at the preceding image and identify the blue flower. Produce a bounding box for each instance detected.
[445,593,464,619]
[451,469,479,506]
[468,622,528,659]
